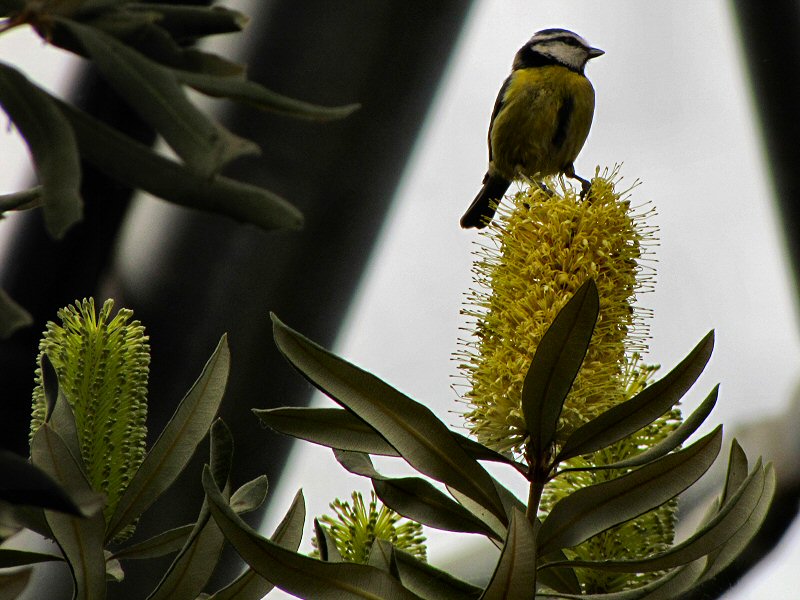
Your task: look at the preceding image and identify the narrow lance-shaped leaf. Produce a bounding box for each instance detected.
[58,19,258,177]
[254,407,400,456]
[208,489,306,600]
[479,510,537,600]
[557,331,715,462]
[698,462,776,584]
[107,335,229,542]
[256,406,523,472]
[542,458,767,574]
[44,362,83,469]
[55,95,303,232]
[393,548,482,600]
[721,439,749,507]
[112,477,268,563]
[271,314,506,524]
[125,3,248,39]
[0,549,62,568]
[0,186,42,212]
[202,467,422,599]
[0,449,82,516]
[31,425,106,600]
[110,524,195,562]
[315,518,343,563]
[229,475,269,515]
[538,426,723,556]
[539,561,708,600]
[334,450,501,540]
[562,385,720,473]
[367,538,399,576]
[146,420,233,600]
[176,70,360,121]
[0,288,32,339]
[523,279,599,458]
[0,62,82,238]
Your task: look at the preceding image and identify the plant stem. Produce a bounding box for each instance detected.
[526,468,546,524]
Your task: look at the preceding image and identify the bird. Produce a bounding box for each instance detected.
[460,29,604,229]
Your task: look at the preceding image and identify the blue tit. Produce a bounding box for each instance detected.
[461,29,603,229]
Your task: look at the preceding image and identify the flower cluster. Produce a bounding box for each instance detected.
[31,298,149,537]
[314,491,427,564]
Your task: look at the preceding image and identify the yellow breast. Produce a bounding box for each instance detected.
[489,65,595,181]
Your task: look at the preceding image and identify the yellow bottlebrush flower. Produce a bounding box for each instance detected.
[31,298,149,538]
[458,168,656,455]
[458,168,680,591]
[313,491,427,564]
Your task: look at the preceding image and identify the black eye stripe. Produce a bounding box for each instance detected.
[534,36,585,49]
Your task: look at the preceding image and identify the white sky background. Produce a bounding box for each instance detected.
[1,0,799,597]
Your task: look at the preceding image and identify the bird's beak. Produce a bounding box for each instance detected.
[588,47,605,59]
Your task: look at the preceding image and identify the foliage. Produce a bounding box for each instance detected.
[0,4,777,596]
[0,0,358,336]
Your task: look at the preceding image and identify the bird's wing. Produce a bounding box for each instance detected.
[487,75,512,162]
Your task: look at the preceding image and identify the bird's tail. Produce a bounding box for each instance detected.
[460,173,510,229]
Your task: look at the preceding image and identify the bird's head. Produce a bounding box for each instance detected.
[514,29,604,73]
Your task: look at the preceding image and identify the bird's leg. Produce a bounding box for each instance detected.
[575,174,592,199]
[564,163,592,199]
[533,179,555,196]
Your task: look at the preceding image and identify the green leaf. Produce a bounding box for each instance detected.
[315,517,344,562]
[334,450,501,539]
[126,3,248,39]
[0,62,82,238]
[229,475,269,515]
[0,186,42,212]
[0,288,31,338]
[110,524,195,561]
[104,551,124,583]
[111,478,267,563]
[146,503,224,600]
[0,568,32,600]
[208,419,234,490]
[202,467,422,599]
[255,407,521,473]
[146,419,233,600]
[523,279,599,457]
[394,548,482,600]
[44,359,83,469]
[107,335,229,542]
[537,427,723,556]
[254,407,400,456]
[31,424,107,600]
[271,314,506,524]
[567,385,719,472]
[557,331,714,462]
[541,457,767,574]
[720,439,749,507]
[55,96,303,231]
[176,70,360,121]
[452,434,526,473]
[479,510,537,600]
[698,462,776,584]
[207,489,306,600]
[0,548,62,567]
[367,538,400,577]
[0,448,82,516]
[445,486,507,541]
[58,19,258,177]
[539,561,707,600]
[71,10,244,77]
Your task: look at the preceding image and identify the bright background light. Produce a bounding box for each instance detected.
[262,1,800,597]
[1,1,797,597]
